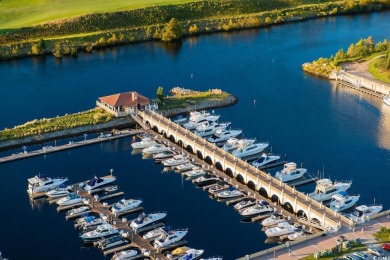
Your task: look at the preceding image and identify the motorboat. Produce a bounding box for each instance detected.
[177,248,204,260]
[66,206,90,217]
[309,178,352,202]
[252,153,281,168]
[96,235,128,250]
[265,222,297,237]
[84,175,116,191]
[57,193,86,206]
[234,198,257,211]
[27,174,68,195]
[143,227,166,240]
[45,184,70,198]
[154,228,188,248]
[384,95,390,106]
[184,111,220,130]
[131,136,156,149]
[105,185,118,192]
[75,216,96,227]
[81,218,107,231]
[350,204,383,224]
[222,138,256,152]
[111,199,143,214]
[142,144,170,155]
[183,168,206,178]
[176,163,197,172]
[329,192,360,212]
[194,122,231,137]
[207,129,242,144]
[112,250,138,260]
[287,231,307,241]
[274,162,307,183]
[162,154,188,167]
[153,150,176,161]
[239,202,273,218]
[231,142,269,158]
[215,187,244,199]
[173,115,188,125]
[201,257,223,260]
[192,175,220,186]
[261,213,285,227]
[208,183,230,195]
[130,212,167,231]
[80,223,119,242]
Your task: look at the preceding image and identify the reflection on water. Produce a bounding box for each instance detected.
[379,104,390,150]
[29,197,46,211]
[161,40,183,58]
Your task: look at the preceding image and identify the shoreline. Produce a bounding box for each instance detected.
[0,94,238,151]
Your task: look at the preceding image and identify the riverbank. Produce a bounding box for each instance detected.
[1,0,389,61]
[0,92,237,151]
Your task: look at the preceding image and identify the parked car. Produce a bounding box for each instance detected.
[382,243,390,251]
[343,254,360,260]
[368,245,383,256]
[353,252,369,259]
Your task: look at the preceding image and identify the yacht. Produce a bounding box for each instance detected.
[183,111,220,130]
[384,95,390,106]
[194,122,231,137]
[329,192,360,212]
[208,183,230,195]
[261,213,285,227]
[57,193,86,206]
[192,175,220,186]
[265,222,297,237]
[309,178,352,202]
[143,227,166,240]
[27,174,68,195]
[131,136,156,149]
[153,150,176,161]
[96,235,128,250]
[252,153,281,168]
[142,144,170,155]
[231,142,269,158]
[84,175,116,191]
[66,206,90,217]
[350,204,383,224]
[45,185,70,198]
[81,218,107,231]
[75,216,96,227]
[287,231,307,241]
[274,162,307,182]
[183,168,206,178]
[234,198,257,211]
[130,212,167,231]
[177,248,204,260]
[173,115,188,125]
[162,154,188,167]
[111,199,143,214]
[207,129,243,144]
[112,250,138,260]
[176,163,197,172]
[222,138,256,152]
[201,258,223,260]
[215,187,244,199]
[80,223,118,242]
[239,202,274,218]
[154,229,188,248]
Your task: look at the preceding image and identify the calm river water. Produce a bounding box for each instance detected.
[1,11,390,260]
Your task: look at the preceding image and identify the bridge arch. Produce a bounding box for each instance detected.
[225,168,234,178]
[145,121,151,129]
[186,145,194,154]
[196,150,203,160]
[297,210,308,219]
[247,180,256,191]
[152,126,159,133]
[169,135,176,143]
[259,187,269,198]
[177,140,183,147]
[215,162,223,171]
[205,156,213,165]
[236,174,245,185]
[282,202,294,214]
[270,194,280,204]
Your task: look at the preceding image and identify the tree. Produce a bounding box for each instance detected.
[157,86,164,101]
[161,18,183,42]
[37,38,45,50]
[335,49,346,61]
[31,44,40,54]
[189,24,199,34]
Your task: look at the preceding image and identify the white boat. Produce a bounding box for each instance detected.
[75,216,96,227]
[349,204,383,224]
[66,206,90,217]
[183,168,206,178]
[143,227,166,240]
[96,235,128,250]
[216,187,244,199]
[57,193,85,206]
[207,129,242,144]
[222,138,256,152]
[265,222,297,237]
[173,115,188,124]
[287,231,307,241]
[80,223,118,242]
[45,185,70,198]
[184,111,220,130]
[177,248,204,260]
[162,154,188,167]
[274,162,307,182]
[142,144,170,155]
[192,175,220,186]
[154,228,188,248]
[130,212,167,230]
[176,163,197,172]
[384,95,390,106]
[208,183,230,195]
[112,250,138,260]
[84,175,116,191]
[105,185,118,192]
[111,199,143,214]
[153,150,176,161]
[329,192,360,212]
[27,174,68,195]
[81,218,107,231]
[194,122,231,137]
[231,143,269,158]
[239,202,273,218]
[261,213,285,227]
[234,199,257,211]
[309,178,352,202]
[252,154,281,168]
[131,136,156,149]
[201,257,223,260]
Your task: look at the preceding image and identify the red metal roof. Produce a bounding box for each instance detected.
[98,92,150,107]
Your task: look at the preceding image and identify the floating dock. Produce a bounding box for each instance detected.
[226,196,247,206]
[258,160,287,170]
[66,210,93,220]
[97,192,124,202]
[251,213,272,222]
[102,243,134,256]
[289,176,318,187]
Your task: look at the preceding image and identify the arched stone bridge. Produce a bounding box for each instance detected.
[137,109,354,229]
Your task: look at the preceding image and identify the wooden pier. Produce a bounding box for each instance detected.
[258,160,287,170]
[102,243,134,256]
[226,196,247,206]
[289,176,318,187]
[0,129,143,164]
[116,207,144,217]
[97,192,124,202]
[251,213,272,222]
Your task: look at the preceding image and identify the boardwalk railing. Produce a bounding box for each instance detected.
[337,70,390,96]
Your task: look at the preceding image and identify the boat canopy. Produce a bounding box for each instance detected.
[87,176,104,186]
[134,213,146,224]
[227,187,236,191]
[338,191,348,197]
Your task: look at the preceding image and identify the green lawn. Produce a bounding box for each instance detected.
[0,0,201,29]
[299,243,367,260]
[368,56,390,84]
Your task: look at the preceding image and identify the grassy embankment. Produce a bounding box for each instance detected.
[302,37,390,78]
[368,56,390,84]
[1,0,389,60]
[299,242,366,260]
[373,226,390,242]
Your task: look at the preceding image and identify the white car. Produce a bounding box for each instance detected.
[368,245,383,257]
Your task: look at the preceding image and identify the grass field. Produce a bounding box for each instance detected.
[0,0,201,29]
[368,56,390,84]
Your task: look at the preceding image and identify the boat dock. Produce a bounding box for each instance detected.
[258,160,287,170]
[0,129,143,164]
